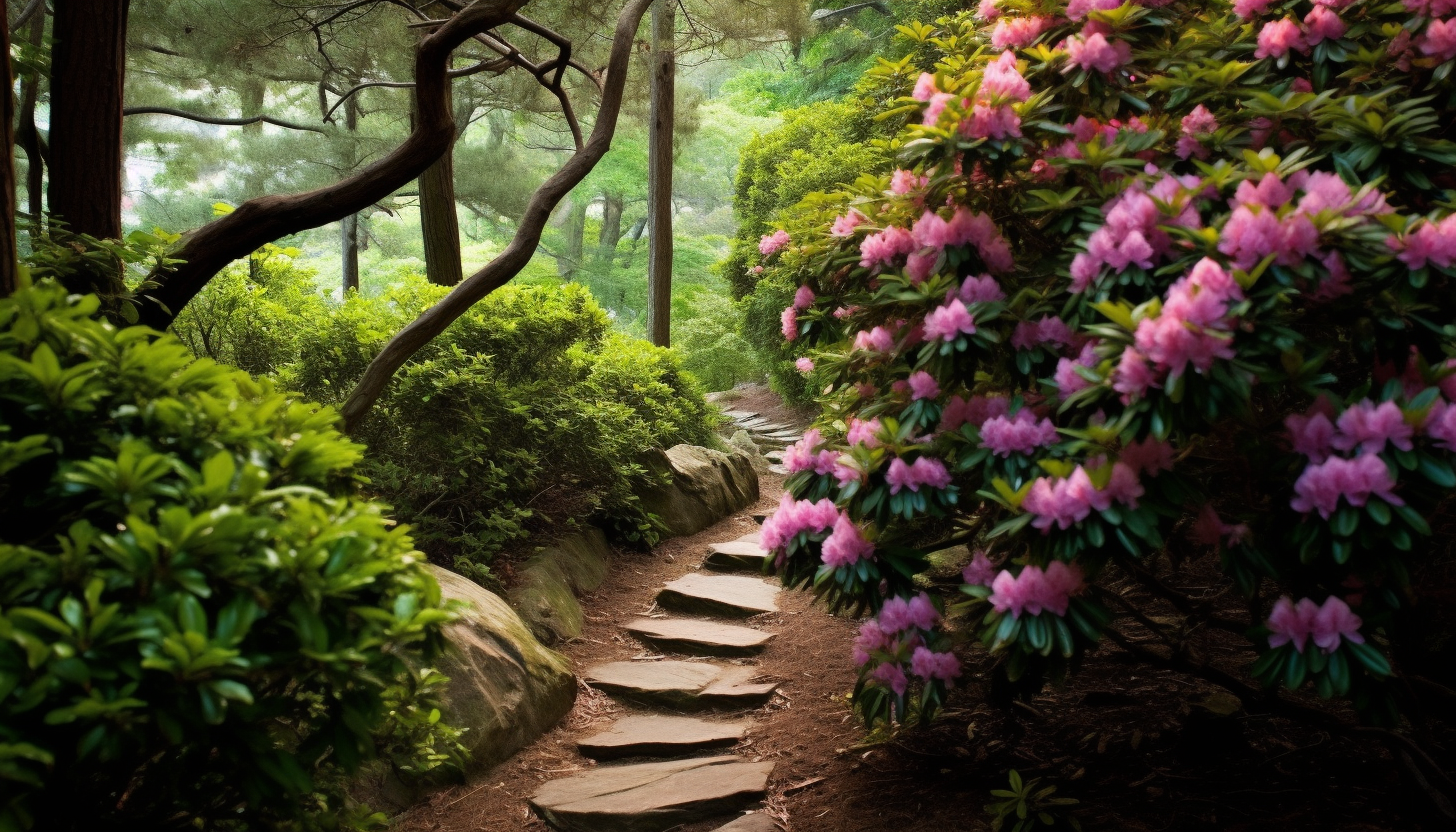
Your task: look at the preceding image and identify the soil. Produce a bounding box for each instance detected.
[394,400,1453,832]
[707,382,818,432]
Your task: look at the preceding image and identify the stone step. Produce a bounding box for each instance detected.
[712,814,779,831]
[737,416,773,429]
[762,450,785,462]
[529,755,774,832]
[703,541,772,573]
[767,464,789,476]
[658,574,779,618]
[624,617,774,656]
[722,410,758,420]
[584,660,779,709]
[577,714,747,761]
[737,530,762,546]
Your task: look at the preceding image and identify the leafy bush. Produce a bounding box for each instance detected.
[754,0,1456,736]
[673,288,765,392]
[284,276,717,571]
[0,280,458,831]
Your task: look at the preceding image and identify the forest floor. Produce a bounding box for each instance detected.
[394,392,1450,832]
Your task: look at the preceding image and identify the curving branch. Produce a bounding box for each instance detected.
[10,0,43,30]
[337,0,654,432]
[123,106,329,134]
[320,55,514,122]
[135,0,534,329]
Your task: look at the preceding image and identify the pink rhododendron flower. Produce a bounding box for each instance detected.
[1175,135,1208,161]
[963,550,998,586]
[961,103,1022,140]
[1426,403,1456,450]
[1103,462,1145,506]
[940,394,1011,432]
[1023,465,1142,531]
[1120,437,1175,476]
[1255,18,1308,60]
[991,16,1055,50]
[880,592,941,633]
[830,210,867,237]
[1011,315,1077,351]
[958,273,1007,304]
[821,512,875,568]
[1066,0,1121,19]
[1063,31,1131,75]
[1290,453,1403,518]
[759,229,790,256]
[977,0,1001,18]
[1389,214,1456,269]
[781,306,798,341]
[912,72,940,102]
[783,428,840,476]
[1333,400,1415,453]
[796,357,815,373]
[989,561,1085,618]
[1133,258,1243,376]
[1181,104,1219,136]
[1191,503,1252,547]
[911,647,962,684]
[760,492,840,551]
[1112,347,1159,401]
[1286,407,1338,461]
[1303,6,1346,44]
[890,169,927,195]
[1406,0,1456,14]
[922,91,956,126]
[981,51,1031,102]
[832,457,865,487]
[1267,596,1365,653]
[905,249,940,284]
[924,297,978,341]
[1054,342,1100,398]
[885,456,953,494]
[870,661,909,695]
[853,620,891,666]
[1233,0,1274,17]
[793,284,815,310]
[907,371,940,400]
[846,417,883,448]
[1422,18,1456,62]
[853,326,895,353]
[860,226,918,268]
[980,410,1059,457]
[1311,251,1353,302]
[912,210,953,250]
[1072,180,1199,290]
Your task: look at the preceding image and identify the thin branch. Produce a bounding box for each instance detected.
[10,0,42,29]
[338,0,654,431]
[320,55,513,122]
[123,106,329,134]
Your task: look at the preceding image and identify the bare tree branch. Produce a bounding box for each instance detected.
[124,106,329,134]
[135,0,535,328]
[320,55,513,122]
[10,0,42,30]
[338,0,654,431]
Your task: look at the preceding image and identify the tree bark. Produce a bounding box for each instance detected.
[16,9,44,225]
[597,192,623,265]
[0,10,19,297]
[419,89,464,286]
[48,0,128,241]
[645,0,675,348]
[557,197,587,279]
[341,213,360,292]
[339,0,654,432]
[136,0,533,329]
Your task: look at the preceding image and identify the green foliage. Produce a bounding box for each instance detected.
[0,280,458,831]
[985,770,1081,832]
[672,289,761,392]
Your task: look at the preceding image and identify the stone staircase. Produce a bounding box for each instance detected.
[719,410,800,474]
[528,530,782,831]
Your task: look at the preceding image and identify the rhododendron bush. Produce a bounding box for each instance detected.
[751,0,1456,730]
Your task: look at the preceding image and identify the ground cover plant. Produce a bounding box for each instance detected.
[0,279,460,830]
[751,0,1456,805]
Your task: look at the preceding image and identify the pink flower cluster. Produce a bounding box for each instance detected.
[1176,104,1219,160]
[796,357,815,373]
[1063,30,1131,75]
[793,284,815,310]
[980,409,1058,457]
[1023,463,1144,531]
[784,428,840,476]
[924,297,977,341]
[1011,315,1076,352]
[852,326,895,353]
[1066,0,1121,19]
[885,455,954,495]
[1266,596,1365,653]
[1120,436,1175,477]
[1428,402,1456,451]
[957,52,1031,141]
[821,512,875,568]
[1290,453,1402,518]
[1389,214,1456,269]
[1126,258,1243,386]
[958,273,1007,304]
[991,15,1055,50]
[1070,175,1200,292]
[940,394,1011,432]
[988,561,1086,618]
[1255,18,1309,60]
[1054,342,1101,398]
[890,169,928,195]
[760,491,839,551]
[846,417,883,448]
[910,647,962,684]
[781,306,798,341]
[1421,18,1456,63]
[860,226,918,269]
[1191,503,1252,548]
[830,210,867,238]
[909,207,1016,274]
[881,592,941,632]
[962,550,998,586]
[760,229,790,257]
[1287,399,1422,461]
[907,370,940,400]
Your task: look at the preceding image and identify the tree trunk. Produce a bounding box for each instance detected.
[645,0,675,348]
[0,10,18,297]
[16,10,45,225]
[48,0,128,241]
[239,77,269,197]
[419,89,464,286]
[341,82,361,293]
[557,198,587,280]
[597,192,623,266]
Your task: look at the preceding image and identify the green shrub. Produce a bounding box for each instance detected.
[672,289,766,392]
[0,280,458,831]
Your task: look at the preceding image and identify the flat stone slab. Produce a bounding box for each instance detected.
[584,661,779,709]
[737,530,762,546]
[625,617,774,656]
[658,574,779,618]
[713,814,779,831]
[578,714,747,760]
[722,410,758,420]
[530,755,774,832]
[704,541,772,573]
